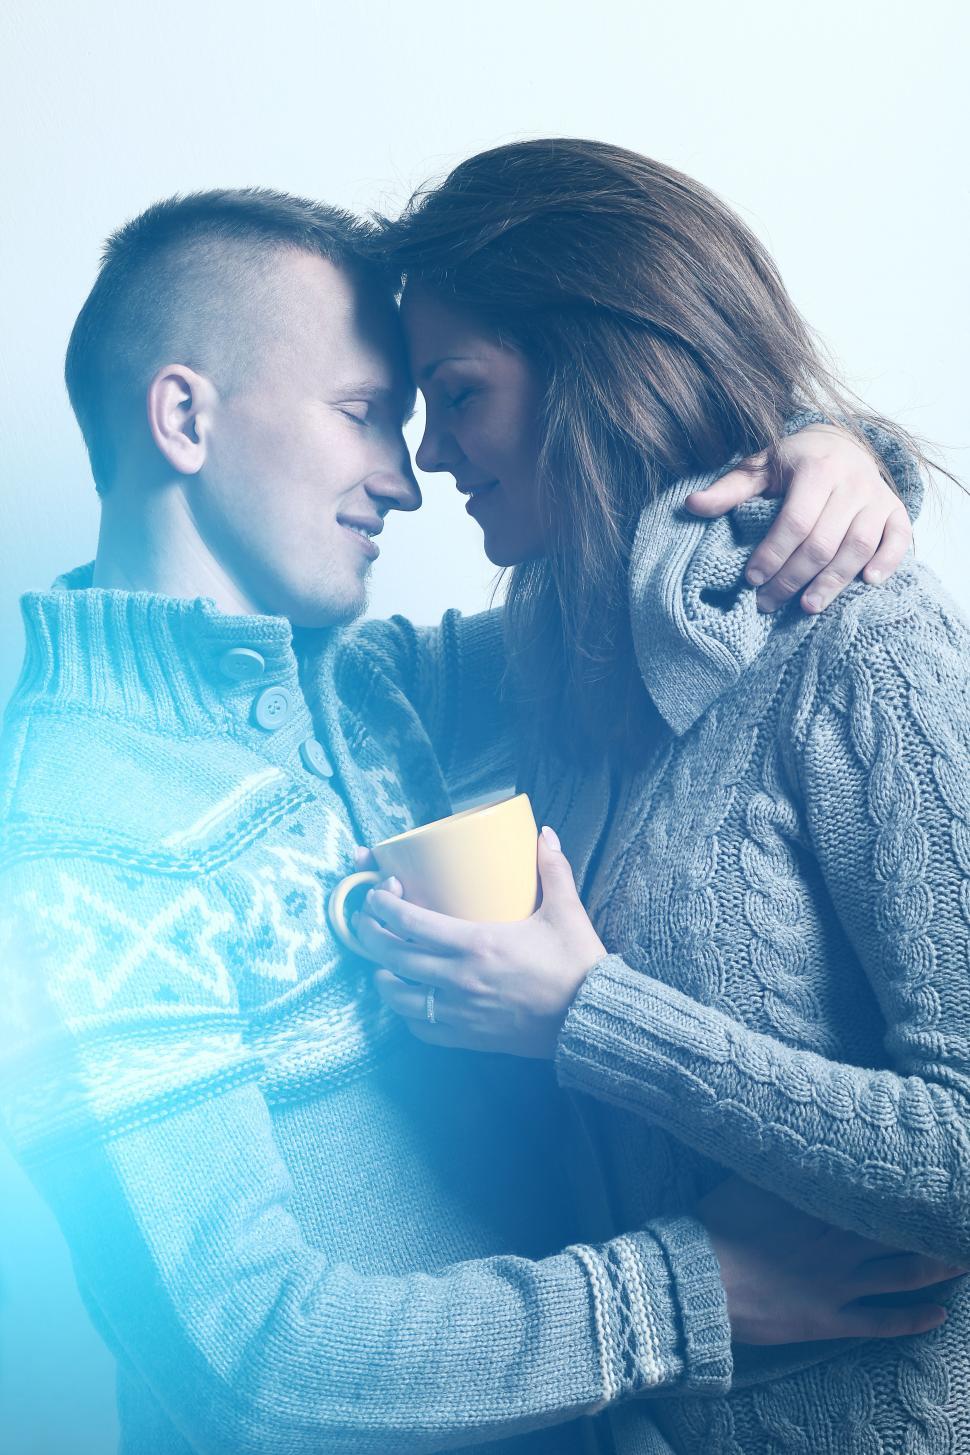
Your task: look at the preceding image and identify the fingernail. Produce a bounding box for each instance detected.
[867,568,884,584]
[802,594,821,613]
[747,568,766,586]
[386,876,403,895]
[756,592,775,614]
[541,825,562,851]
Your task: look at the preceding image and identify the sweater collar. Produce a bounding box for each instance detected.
[628,484,812,736]
[14,563,337,749]
[628,419,924,736]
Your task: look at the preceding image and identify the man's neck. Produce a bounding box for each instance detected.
[93,480,262,617]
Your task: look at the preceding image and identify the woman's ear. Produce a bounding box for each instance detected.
[145,364,217,476]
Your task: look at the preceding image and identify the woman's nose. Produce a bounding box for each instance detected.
[415,419,461,476]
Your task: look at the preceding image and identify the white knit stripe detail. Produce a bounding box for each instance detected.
[569,1242,619,1409]
[161,769,286,847]
[612,1234,664,1386]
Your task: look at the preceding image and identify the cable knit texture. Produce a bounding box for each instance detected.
[538,438,970,1454]
[0,571,731,1455]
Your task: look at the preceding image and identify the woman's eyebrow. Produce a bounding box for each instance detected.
[420,355,472,382]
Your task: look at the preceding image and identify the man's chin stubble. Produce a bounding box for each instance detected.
[289,583,369,631]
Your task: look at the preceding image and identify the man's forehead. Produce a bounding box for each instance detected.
[273,251,372,338]
[268,249,409,386]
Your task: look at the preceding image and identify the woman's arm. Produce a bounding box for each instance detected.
[358,841,965,1334]
[361,590,970,1263]
[554,594,970,1262]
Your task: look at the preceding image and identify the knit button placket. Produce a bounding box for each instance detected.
[219,647,266,682]
[299,737,333,778]
[253,686,294,731]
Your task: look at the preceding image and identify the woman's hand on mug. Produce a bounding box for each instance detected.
[684,422,911,615]
[696,1174,964,1345]
[357,826,605,1059]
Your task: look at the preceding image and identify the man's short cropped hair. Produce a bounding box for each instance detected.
[65,188,391,492]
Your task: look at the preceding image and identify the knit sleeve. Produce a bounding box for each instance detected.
[350,608,517,803]
[556,592,970,1261]
[0,854,731,1455]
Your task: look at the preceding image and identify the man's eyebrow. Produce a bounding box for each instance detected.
[419,355,472,382]
[332,379,417,425]
[330,379,389,397]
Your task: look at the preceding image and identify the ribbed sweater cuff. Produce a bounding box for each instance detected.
[647,1215,733,1393]
[556,955,715,1122]
[559,959,734,1397]
[571,1217,731,1406]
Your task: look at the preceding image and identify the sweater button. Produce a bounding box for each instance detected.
[299,738,333,778]
[253,686,294,730]
[219,647,266,682]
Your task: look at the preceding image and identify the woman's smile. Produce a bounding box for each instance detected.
[460,479,500,517]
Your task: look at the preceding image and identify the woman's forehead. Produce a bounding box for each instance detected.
[400,284,505,375]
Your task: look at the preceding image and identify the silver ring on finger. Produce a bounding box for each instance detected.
[425,987,437,1025]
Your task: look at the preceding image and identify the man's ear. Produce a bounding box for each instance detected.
[146,364,217,476]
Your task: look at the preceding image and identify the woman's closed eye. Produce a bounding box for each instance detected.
[444,386,477,413]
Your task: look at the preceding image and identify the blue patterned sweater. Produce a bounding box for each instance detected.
[529,439,970,1454]
[0,566,731,1455]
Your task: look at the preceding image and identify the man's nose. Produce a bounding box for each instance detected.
[366,448,422,515]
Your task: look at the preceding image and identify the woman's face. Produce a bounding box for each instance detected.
[400,284,547,566]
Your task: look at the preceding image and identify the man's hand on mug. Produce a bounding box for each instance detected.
[356,826,606,1059]
[696,1173,965,1345]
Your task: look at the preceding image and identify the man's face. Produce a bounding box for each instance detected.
[195,251,419,627]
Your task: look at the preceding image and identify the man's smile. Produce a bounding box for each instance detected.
[337,512,383,559]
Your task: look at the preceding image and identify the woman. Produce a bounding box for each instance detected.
[358,140,970,1453]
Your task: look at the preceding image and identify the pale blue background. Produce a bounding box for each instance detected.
[1,0,968,1450]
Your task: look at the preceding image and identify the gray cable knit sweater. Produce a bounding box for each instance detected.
[527,444,970,1453]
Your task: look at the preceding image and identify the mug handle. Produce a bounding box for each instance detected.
[328,870,382,958]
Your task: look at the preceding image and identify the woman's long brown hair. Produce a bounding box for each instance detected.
[379,138,931,761]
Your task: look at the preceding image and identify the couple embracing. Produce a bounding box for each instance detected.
[1,139,968,1455]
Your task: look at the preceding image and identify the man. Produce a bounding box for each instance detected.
[0,189,935,1455]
